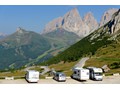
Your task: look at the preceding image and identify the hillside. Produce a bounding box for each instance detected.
[43,28,80,49]
[34,28,80,63]
[0,27,51,70]
[44,9,120,69]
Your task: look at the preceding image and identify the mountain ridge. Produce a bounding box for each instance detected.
[42,8,118,39]
[0,28,51,70]
[43,9,120,65]
[42,8,98,38]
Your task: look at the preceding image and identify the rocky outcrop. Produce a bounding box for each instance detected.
[100,8,118,27]
[109,9,120,34]
[83,12,98,33]
[62,8,90,37]
[43,17,63,34]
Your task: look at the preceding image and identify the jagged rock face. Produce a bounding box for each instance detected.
[42,8,93,37]
[100,8,118,27]
[62,8,90,37]
[43,17,63,34]
[83,12,98,33]
[109,9,120,34]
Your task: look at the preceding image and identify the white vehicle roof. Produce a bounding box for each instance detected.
[87,67,96,69]
[87,67,103,72]
[93,68,102,72]
[73,67,88,70]
[27,70,39,73]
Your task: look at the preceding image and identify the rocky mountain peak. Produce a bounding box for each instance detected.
[83,12,98,33]
[63,8,82,23]
[100,8,118,27]
[108,9,120,35]
[65,8,80,17]
[62,8,90,37]
[43,8,120,38]
[43,17,63,34]
[16,27,27,34]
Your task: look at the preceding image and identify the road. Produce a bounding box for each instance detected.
[0,76,120,84]
[40,66,50,75]
[74,57,89,68]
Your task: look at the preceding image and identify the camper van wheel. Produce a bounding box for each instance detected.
[71,75,73,79]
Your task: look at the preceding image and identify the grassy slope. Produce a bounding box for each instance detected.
[85,39,120,74]
[36,29,80,64]
[49,61,78,76]
[43,28,113,65]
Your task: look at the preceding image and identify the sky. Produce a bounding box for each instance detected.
[0,5,120,34]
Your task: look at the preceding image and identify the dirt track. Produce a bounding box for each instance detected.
[0,76,120,84]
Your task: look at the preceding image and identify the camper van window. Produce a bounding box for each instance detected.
[56,74,59,77]
[74,71,77,74]
[86,72,89,75]
[60,74,65,77]
[94,73,102,76]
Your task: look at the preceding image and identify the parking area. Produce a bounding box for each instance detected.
[0,76,120,84]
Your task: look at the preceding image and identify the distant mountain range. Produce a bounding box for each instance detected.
[0,27,79,70]
[0,33,7,39]
[0,27,52,70]
[42,8,118,38]
[0,8,119,70]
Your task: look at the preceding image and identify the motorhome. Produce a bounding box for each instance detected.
[25,70,40,83]
[53,72,66,82]
[87,67,103,81]
[71,67,89,81]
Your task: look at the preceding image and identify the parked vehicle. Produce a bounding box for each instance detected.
[87,67,103,81]
[53,72,66,82]
[71,67,89,81]
[25,70,39,83]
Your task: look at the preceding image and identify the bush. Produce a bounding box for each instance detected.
[110,62,120,69]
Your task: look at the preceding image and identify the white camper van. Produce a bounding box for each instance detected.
[25,70,39,83]
[87,67,103,81]
[71,67,89,81]
[53,72,66,82]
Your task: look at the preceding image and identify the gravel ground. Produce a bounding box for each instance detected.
[0,76,120,84]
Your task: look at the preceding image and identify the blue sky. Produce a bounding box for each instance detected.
[0,5,120,34]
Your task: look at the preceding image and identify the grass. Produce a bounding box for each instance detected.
[84,41,120,76]
[0,67,46,79]
[84,57,120,76]
[104,68,120,76]
[85,57,120,68]
[40,75,46,79]
[0,70,26,78]
[95,42,120,58]
[29,66,44,72]
[49,61,78,76]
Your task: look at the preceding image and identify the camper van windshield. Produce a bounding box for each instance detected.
[60,74,65,77]
[94,72,102,76]
[32,77,39,79]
